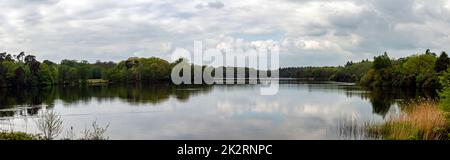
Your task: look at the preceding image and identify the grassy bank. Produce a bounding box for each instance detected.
[1,110,109,140]
[0,131,40,140]
[368,100,449,140]
[339,99,450,140]
[86,79,109,84]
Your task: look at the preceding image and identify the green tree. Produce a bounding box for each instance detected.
[16,52,25,63]
[138,57,171,81]
[373,52,392,70]
[435,51,450,73]
[38,63,54,86]
[439,68,450,112]
[402,54,437,87]
[108,57,171,83]
[24,55,41,86]
[77,60,90,83]
[14,67,26,87]
[44,60,59,84]
[68,67,79,83]
[90,67,103,79]
[0,63,6,87]
[0,52,6,62]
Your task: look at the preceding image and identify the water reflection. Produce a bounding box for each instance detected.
[0,81,438,139]
[0,83,213,117]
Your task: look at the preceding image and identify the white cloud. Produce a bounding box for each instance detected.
[0,0,449,66]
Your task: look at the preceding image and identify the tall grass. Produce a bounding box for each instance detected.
[337,117,383,140]
[339,99,449,140]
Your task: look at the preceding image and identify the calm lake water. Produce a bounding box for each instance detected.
[0,80,437,139]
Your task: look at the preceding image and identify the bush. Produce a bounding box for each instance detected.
[0,131,40,140]
[439,68,450,112]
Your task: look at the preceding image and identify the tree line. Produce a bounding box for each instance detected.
[0,52,273,88]
[360,49,450,88]
[280,49,450,89]
[1,49,450,89]
[0,52,175,88]
[279,59,372,82]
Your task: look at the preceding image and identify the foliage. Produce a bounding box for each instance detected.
[0,52,119,87]
[279,49,446,89]
[435,51,450,73]
[0,131,41,140]
[105,57,171,83]
[439,68,450,113]
[361,50,442,88]
[373,52,392,70]
[1,49,448,89]
[280,59,372,83]
[331,60,372,82]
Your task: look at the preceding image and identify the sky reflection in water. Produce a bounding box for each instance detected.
[0,81,435,139]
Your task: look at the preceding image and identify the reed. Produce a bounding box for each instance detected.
[374,100,448,140]
[339,99,449,140]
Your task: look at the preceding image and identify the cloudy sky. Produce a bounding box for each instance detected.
[1,0,450,66]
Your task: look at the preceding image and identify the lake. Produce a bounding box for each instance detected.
[0,80,437,140]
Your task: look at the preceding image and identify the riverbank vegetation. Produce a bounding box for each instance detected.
[2,49,449,89]
[439,68,450,113]
[1,110,109,140]
[340,69,450,140]
[0,131,41,140]
[2,49,450,140]
[280,59,373,82]
[367,100,448,140]
[1,52,115,87]
[1,52,268,87]
[0,52,177,87]
[281,49,450,89]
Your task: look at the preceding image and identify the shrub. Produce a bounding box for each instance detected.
[439,68,450,112]
[0,131,40,140]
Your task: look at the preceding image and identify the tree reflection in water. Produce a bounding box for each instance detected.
[0,83,213,118]
[0,82,437,118]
